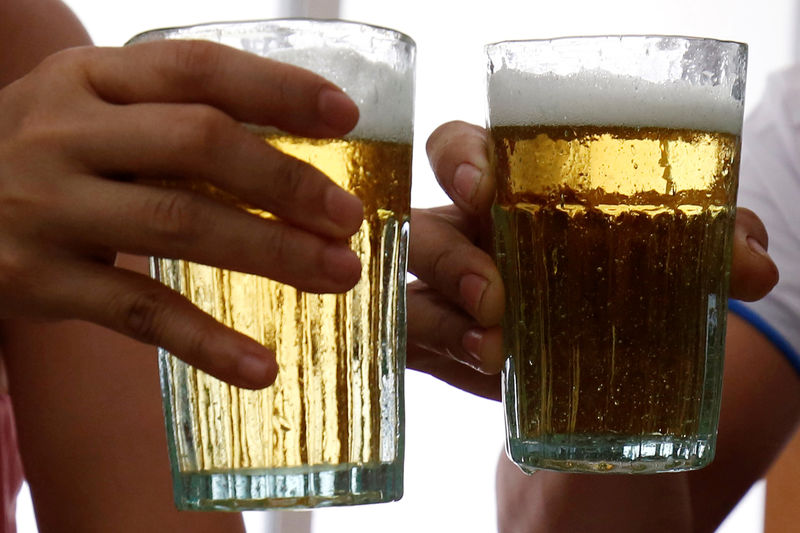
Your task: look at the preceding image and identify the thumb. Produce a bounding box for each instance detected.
[729,207,779,302]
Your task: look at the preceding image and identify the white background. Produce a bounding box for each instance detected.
[17,1,798,531]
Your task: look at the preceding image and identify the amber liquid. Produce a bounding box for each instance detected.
[491,125,739,472]
[154,135,411,502]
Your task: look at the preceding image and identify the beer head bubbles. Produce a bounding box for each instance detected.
[487,69,743,135]
[269,47,415,144]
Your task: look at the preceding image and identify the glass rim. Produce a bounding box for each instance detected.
[485,34,746,52]
[127,17,416,48]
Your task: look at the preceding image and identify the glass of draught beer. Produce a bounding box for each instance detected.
[128,20,414,509]
[487,36,746,474]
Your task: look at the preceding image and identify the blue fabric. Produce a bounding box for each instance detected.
[728,299,800,377]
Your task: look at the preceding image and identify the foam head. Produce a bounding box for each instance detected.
[267,46,415,143]
[487,36,746,135]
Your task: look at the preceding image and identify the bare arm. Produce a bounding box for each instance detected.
[1,256,246,531]
[495,315,800,533]
[0,2,245,530]
[688,314,800,532]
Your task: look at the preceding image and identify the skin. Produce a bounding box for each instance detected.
[3,290,250,532]
[0,1,790,531]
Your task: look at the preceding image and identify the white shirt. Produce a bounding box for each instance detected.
[734,65,800,371]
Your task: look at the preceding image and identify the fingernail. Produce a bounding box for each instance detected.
[460,273,489,315]
[324,245,362,285]
[318,86,359,131]
[747,235,768,256]
[237,350,275,387]
[326,187,364,235]
[462,328,485,371]
[453,163,482,204]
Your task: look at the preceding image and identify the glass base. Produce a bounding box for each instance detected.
[507,433,714,474]
[172,462,403,511]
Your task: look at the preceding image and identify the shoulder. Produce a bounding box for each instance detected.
[0,0,91,87]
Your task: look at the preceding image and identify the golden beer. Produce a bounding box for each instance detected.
[492,125,738,472]
[134,19,416,510]
[155,134,411,507]
[486,36,747,474]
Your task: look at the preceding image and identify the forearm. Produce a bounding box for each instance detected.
[496,453,692,533]
[687,314,800,532]
[1,255,246,532]
[495,314,800,533]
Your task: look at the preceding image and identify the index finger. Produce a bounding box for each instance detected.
[409,206,504,326]
[75,41,359,138]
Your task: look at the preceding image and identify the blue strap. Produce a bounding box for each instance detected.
[728,299,800,377]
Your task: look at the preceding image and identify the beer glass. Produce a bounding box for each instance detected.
[487,36,746,473]
[128,20,415,509]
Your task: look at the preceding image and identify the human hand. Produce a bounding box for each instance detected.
[407,121,504,400]
[0,40,363,388]
[408,121,779,400]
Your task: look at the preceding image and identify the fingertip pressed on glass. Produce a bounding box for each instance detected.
[486,35,746,474]
[129,19,415,510]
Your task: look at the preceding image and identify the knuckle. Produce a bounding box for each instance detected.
[167,40,224,88]
[184,324,224,369]
[113,285,226,370]
[171,105,230,155]
[272,66,295,111]
[0,247,36,295]
[4,52,97,147]
[431,305,450,341]
[35,46,95,74]
[115,288,170,343]
[263,226,316,285]
[264,225,291,265]
[429,245,461,290]
[431,307,464,361]
[272,155,314,203]
[147,190,204,243]
[408,287,445,340]
[12,113,71,154]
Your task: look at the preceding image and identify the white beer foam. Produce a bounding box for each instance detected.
[488,69,743,134]
[269,47,414,143]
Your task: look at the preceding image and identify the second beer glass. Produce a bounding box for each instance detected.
[131,20,415,509]
[487,36,746,473]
